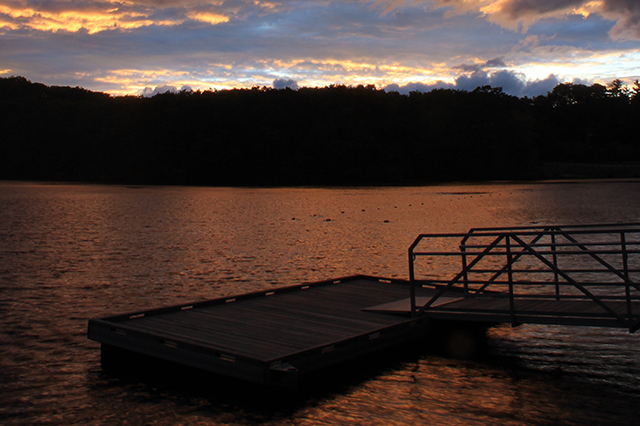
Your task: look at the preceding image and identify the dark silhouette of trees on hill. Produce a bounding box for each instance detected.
[530,81,639,164]
[1,76,638,186]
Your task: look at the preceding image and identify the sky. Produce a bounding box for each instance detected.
[1,0,640,96]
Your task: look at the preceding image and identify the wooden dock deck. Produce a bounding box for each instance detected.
[88,275,439,387]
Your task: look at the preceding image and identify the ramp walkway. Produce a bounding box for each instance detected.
[407,223,640,331]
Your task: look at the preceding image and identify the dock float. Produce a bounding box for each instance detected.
[88,275,441,387]
[88,223,640,388]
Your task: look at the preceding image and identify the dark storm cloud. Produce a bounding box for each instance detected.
[485,57,507,67]
[603,0,640,39]
[383,80,456,94]
[454,70,523,94]
[454,57,506,73]
[497,0,585,18]
[455,70,560,97]
[273,78,298,89]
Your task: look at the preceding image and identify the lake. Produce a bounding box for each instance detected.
[1,180,640,425]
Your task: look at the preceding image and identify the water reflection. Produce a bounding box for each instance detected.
[90,338,640,426]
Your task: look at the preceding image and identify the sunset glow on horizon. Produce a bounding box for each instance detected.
[2,0,640,96]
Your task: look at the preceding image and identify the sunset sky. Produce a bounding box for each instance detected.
[2,0,640,96]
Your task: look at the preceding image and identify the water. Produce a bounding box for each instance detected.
[1,180,640,425]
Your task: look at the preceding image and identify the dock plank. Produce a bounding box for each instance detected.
[130,316,307,358]
[88,274,640,387]
[88,276,438,383]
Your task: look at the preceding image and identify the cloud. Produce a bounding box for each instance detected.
[140,84,188,96]
[1,0,638,95]
[485,57,507,67]
[419,0,640,39]
[0,0,231,34]
[456,70,561,96]
[384,80,456,94]
[443,57,559,96]
[454,57,506,73]
[386,70,560,97]
[186,11,229,25]
[521,74,561,96]
[273,78,298,89]
[603,0,640,39]
[492,0,585,17]
[0,2,174,33]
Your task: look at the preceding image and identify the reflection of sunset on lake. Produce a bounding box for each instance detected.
[291,352,629,426]
[2,181,640,424]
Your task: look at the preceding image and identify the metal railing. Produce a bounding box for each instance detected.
[408,223,640,332]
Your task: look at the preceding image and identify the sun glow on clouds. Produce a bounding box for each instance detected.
[2,0,639,96]
[0,1,230,34]
[93,44,640,96]
[513,46,640,85]
[0,4,171,33]
[92,59,460,95]
[574,2,603,18]
[476,0,607,32]
[94,67,246,95]
[254,1,279,10]
[410,0,640,37]
[186,11,228,25]
[253,59,435,87]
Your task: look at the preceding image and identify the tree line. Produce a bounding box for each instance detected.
[1,76,639,186]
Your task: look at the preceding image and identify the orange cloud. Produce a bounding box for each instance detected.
[0,4,172,33]
[186,11,229,25]
[86,58,463,96]
[478,0,602,31]
[0,1,230,33]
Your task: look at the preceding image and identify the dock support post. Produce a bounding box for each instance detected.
[506,235,517,326]
[461,244,469,297]
[621,232,633,332]
[409,248,416,318]
[551,231,560,300]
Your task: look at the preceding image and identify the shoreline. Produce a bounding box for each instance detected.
[2,176,640,190]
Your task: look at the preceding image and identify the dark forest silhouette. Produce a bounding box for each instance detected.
[1,76,639,186]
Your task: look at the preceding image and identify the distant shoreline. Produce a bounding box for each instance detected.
[3,176,640,190]
[3,77,639,187]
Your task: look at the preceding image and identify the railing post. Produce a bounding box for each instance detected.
[621,231,632,331]
[506,235,516,326]
[551,231,560,300]
[409,246,416,319]
[461,241,469,297]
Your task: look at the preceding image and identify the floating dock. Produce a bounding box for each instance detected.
[88,223,640,387]
[88,275,442,387]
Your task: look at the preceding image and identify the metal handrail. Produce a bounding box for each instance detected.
[408,223,640,332]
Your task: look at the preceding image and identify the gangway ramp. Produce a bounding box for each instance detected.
[408,223,640,331]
